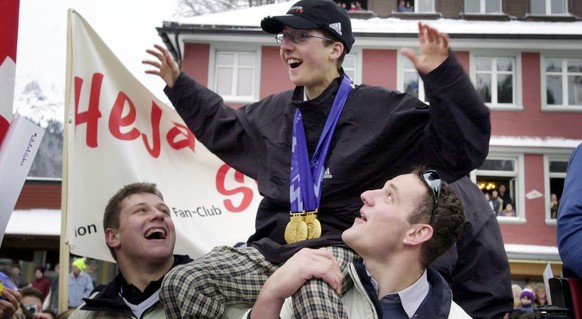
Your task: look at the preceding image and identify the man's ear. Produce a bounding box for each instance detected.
[403,224,433,246]
[105,228,121,249]
[330,41,344,61]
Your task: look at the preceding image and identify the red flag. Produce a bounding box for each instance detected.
[0,0,20,144]
[0,1,46,248]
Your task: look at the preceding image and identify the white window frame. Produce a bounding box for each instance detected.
[414,0,435,13]
[543,155,569,224]
[540,55,582,111]
[343,50,362,85]
[470,52,523,110]
[397,53,428,103]
[208,44,261,104]
[470,154,525,224]
[530,0,569,15]
[464,0,503,14]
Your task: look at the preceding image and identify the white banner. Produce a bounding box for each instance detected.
[65,10,260,263]
[0,114,45,245]
[0,0,46,246]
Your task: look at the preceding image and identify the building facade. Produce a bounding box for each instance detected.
[156,0,582,278]
[8,0,582,280]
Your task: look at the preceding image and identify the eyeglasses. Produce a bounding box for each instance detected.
[420,169,442,225]
[275,31,333,45]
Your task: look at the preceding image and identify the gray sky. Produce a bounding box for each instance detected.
[15,0,177,104]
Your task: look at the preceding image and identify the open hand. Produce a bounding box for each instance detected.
[0,288,21,319]
[143,44,181,88]
[401,22,449,75]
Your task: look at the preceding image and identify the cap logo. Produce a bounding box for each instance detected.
[288,5,304,14]
[329,22,342,35]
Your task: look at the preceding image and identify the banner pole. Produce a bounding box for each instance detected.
[57,9,76,314]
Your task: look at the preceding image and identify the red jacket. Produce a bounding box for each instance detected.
[32,276,51,299]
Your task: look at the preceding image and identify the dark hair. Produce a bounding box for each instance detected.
[320,29,347,67]
[21,286,44,303]
[34,266,45,274]
[103,182,163,260]
[408,168,465,267]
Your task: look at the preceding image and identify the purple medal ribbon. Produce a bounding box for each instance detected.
[290,75,352,213]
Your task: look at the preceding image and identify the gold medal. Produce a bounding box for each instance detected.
[284,213,308,244]
[304,211,322,239]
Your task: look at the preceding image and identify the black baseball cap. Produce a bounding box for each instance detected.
[261,0,355,53]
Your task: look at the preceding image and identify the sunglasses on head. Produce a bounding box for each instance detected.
[420,169,442,225]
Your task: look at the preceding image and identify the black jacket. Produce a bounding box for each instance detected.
[78,255,192,318]
[432,177,513,318]
[166,54,491,264]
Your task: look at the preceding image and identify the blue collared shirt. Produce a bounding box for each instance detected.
[367,268,430,318]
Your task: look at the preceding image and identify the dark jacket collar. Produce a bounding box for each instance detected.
[80,255,192,316]
[290,69,346,109]
[354,259,453,319]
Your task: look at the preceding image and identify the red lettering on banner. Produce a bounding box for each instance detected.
[167,122,195,150]
[216,164,254,213]
[109,91,140,140]
[142,102,162,158]
[74,74,103,147]
[74,72,197,156]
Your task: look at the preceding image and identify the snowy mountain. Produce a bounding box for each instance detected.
[12,75,65,178]
[13,75,65,128]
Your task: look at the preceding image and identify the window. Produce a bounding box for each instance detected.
[396,0,435,13]
[542,58,582,110]
[531,0,568,15]
[400,56,428,103]
[415,0,435,13]
[343,53,361,85]
[473,157,522,220]
[465,0,502,14]
[473,56,521,109]
[544,157,568,221]
[335,0,367,10]
[396,0,414,12]
[213,51,258,103]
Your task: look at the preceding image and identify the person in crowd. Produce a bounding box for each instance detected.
[21,287,43,316]
[30,267,51,302]
[498,184,513,210]
[47,264,59,314]
[21,287,55,319]
[550,193,559,219]
[533,282,547,307]
[484,192,494,213]
[490,189,503,215]
[500,203,516,217]
[247,169,470,318]
[517,288,535,313]
[67,260,92,310]
[397,0,413,12]
[10,265,28,289]
[143,0,491,317]
[557,143,582,280]
[432,176,513,318]
[349,1,362,11]
[69,182,192,319]
[512,284,523,309]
